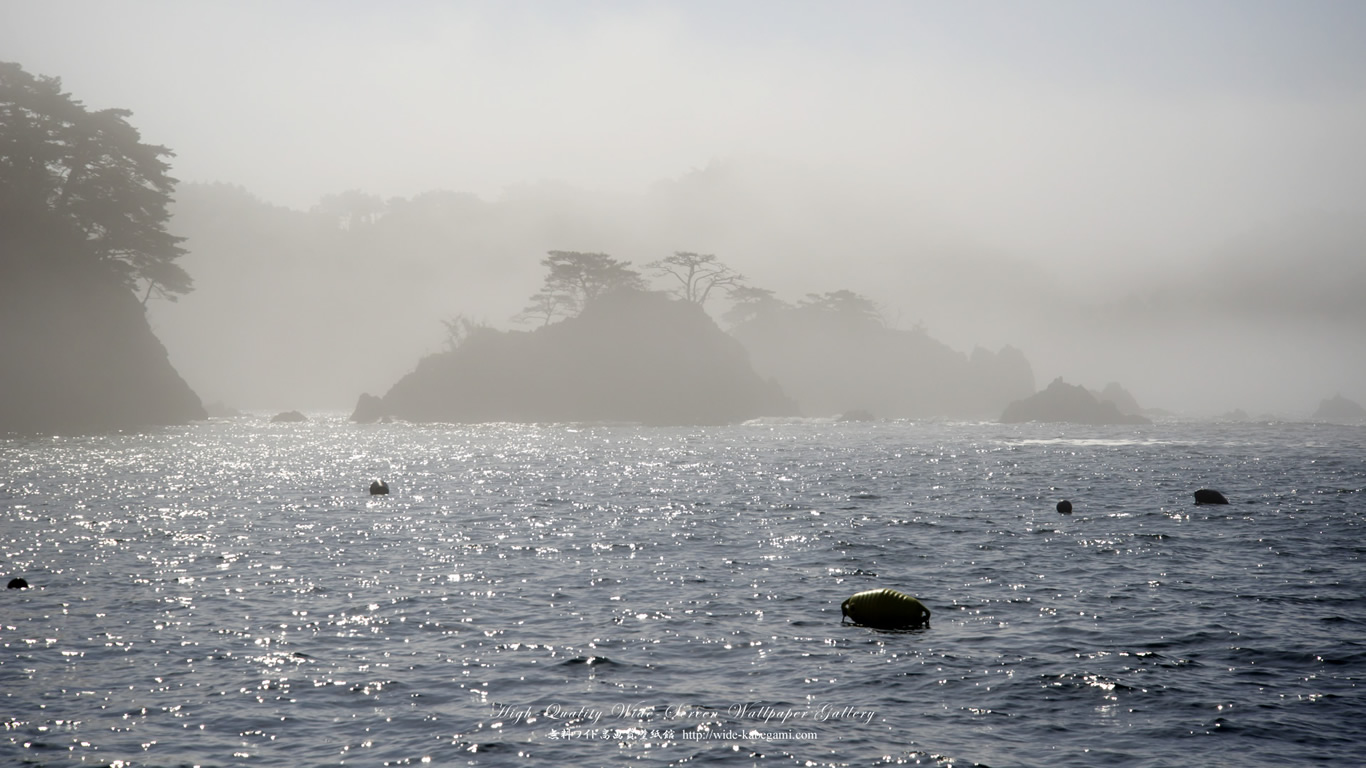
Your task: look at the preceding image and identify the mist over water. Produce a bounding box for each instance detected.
[4,1,1365,416]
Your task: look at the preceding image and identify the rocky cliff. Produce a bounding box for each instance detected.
[0,227,205,433]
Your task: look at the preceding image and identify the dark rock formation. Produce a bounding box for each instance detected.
[378,290,797,425]
[1001,378,1151,425]
[731,303,1034,420]
[1313,394,1366,423]
[351,393,386,423]
[7,578,29,589]
[270,410,308,423]
[0,228,206,434]
[1194,488,1229,505]
[369,480,389,495]
[1092,382,1145,418]
[968,345,1037,418]
[1057,500,1073,514]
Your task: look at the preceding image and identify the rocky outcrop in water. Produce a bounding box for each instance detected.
[1194,489,1229,504]
[1001,378,1151,425]
[1091,382,1146,418]
[351,393,386,423]
[730,298,1035,420]
[372,290,797,425]
[1313,394,1366,423]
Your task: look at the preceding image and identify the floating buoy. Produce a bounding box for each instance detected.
[1057,499,1073,514]
[369,480,390,495]
[841,588,930,629]
[1194,489,1228,505]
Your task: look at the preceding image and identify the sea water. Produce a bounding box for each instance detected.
[1,417,1363,767]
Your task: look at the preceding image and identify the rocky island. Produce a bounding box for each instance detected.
[1313,394,1366,423]
[1001,378,1151,425]
[359,289,796,426]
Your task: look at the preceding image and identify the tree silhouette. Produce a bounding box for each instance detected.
[0,61,190,300]
[513,290,571,327]
[646,251,744,306]
[440,314,487,350]
[722,284,785,327]
[523,251,646,319]
[798,290,883,329]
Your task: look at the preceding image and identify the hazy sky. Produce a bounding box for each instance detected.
[7,1,1364,261]
[5,1,1365,414]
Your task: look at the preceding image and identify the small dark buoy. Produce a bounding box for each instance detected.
[7,577,29,590]
[369,480,389,495]
[1056,499,1073,514]
[1194,488,1229,505]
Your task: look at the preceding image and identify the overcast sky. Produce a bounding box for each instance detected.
[5,1,1365,414]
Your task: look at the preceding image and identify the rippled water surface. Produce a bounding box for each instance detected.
[2,417,1363,767]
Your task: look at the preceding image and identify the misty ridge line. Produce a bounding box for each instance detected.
[163,180,1037,417]
[154,174,1366,419]
[203,175,1366,325]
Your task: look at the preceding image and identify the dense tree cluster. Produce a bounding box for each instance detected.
[1,61,190,302]
[516,251,647,326]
